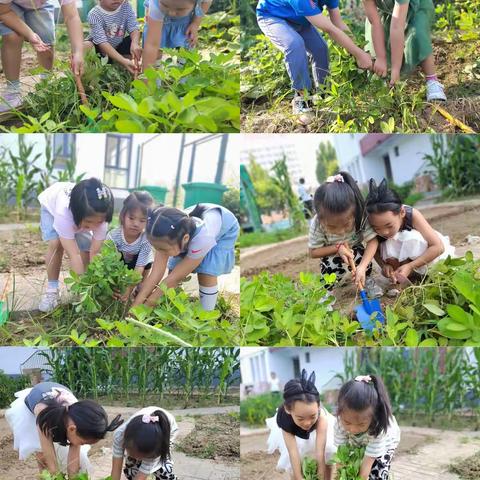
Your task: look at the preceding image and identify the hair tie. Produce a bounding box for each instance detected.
[170,225,175,230]
[355,375,372,383]
[142,414,159,424]
[96,186,108,200]
[326,174,344,183]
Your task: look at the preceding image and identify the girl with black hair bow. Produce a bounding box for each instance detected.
[266,369,335,480]
[5,381,123,476]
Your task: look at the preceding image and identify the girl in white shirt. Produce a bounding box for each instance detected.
[132,203,239,311]
[37,178,114,312]
[334,375,401,480]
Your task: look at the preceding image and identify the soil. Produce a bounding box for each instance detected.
[449,451,480,480]
[241,37,480,133]
[177,413,240,461]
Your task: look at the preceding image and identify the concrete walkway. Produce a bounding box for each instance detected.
[240,427,480,480]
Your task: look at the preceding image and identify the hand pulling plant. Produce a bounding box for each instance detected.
[303,456,320,480]
[330,445,366,480]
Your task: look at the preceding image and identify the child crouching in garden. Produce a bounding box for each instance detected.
[309,172,382,309]
[107,191,155,301]
[365,178,454,284]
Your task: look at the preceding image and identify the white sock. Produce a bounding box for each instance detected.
[47,280,59,291]
[6,80,20,94]
[199,284,218,311]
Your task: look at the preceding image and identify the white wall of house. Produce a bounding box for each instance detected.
[0,347,49,375]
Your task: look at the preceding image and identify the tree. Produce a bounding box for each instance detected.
[315,141,339,183]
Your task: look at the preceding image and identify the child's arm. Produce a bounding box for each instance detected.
[144,256,203,307]
[130,29,142,64]
[131,250,168,307]
[363,0,388,77]
[37,426,58,474]
[305,14,372,70]
[328,7,349,32]
[143,17,163,71]
[67,445,81,477]
[0,4,50,52]
[389,1,409,85]
[352,237,379,287]
[394,208,445,280]
[89,238,104,261]
[186,0,212,48]
[61,2,85,75]
[315,416,329,480]
[282,430,304,480]
[98,41,139,74]
[111,456,124,480]
[359,456,376,479]
[310,244,355,264]
[60,238,86,275]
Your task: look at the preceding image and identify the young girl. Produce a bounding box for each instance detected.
[142,0,212,71]
[365,178,454,283]
[309,172,381,302]
[256,0,373,125]
[37,178,114,312]
[84,0,142,75]
[132,203,239,311]
[5,381,123,476]
[266,369,335,480]
[334,375,401,480]
[107,191,155,301]
[363,0,446,101]
[0,0,84,113]
[111,406,178,480]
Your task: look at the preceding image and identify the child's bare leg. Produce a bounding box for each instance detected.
[420,53,436,77]
[46,239,64,281]
[80,250,90,268]
[197,273,218,311]
[83,40,95,53]
[325,464,333,480]
[1,32,23,81]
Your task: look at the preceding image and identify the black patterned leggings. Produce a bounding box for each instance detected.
[369,449,395,480]
[123,456,177,480]
[320,244,373,287]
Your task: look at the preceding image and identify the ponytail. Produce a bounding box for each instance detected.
[337,374,392,437]
[313,171,366,233]
[365,179,402,215]
[124,409,172,463]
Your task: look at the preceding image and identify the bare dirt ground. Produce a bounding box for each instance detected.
[240,428,480,480]
[241,35,480,134]
[0,407,240,480]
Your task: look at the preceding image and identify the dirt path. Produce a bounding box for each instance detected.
[0,406,240,480]
[240,428,480,480]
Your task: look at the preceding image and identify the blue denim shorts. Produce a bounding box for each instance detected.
[143,12,193,49]
[40,207,92,252]
[0,1,55,44]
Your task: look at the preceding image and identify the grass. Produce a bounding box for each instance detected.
[449,451,480,479]
[239,227,305,248]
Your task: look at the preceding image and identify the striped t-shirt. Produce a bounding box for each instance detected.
[87,1,138,48]
[107,227,154,268]
[334,415,401,458]
[112,406,178,475]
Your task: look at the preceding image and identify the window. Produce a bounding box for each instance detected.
[305,352,310,363]
[394,146,400,157]
[52,134,75,169]
[104,134,132,189]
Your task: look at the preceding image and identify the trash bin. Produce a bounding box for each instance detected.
[182,182,228,208]
[137,186,168,204]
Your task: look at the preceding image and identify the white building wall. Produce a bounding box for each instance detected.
[0,347,48,375]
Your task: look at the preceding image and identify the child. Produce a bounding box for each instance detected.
[256,0,373,125]
[363,0,446,101]
[309,172,381,303]
[142,0,213,71]
[0,0,84,113]
[298,177,313,219]
[37,178,114,312]
[365,178,454,283]
[266,369,335,480]
[84,0,142,75]
[107,191,155,301]
[110,406,178,480]
[132,203,239,311]
[5,381,123,476]
[334,375,401,480]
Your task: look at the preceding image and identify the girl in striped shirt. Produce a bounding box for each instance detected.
[334,375,400,480]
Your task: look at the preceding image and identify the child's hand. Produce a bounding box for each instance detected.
[389,69,401,87]
[382,264,395,281]
[185,23,200,48]
[352,264,366,289]
[70,51,84,76]
[123,58,140,75]
[130,42,142,63]
[393,263,413,283]
[373,58,387,77]
[28,33,50,52]
[338,244,355,265]
[355,51,373,71]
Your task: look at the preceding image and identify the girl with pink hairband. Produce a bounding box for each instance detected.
[334,375,401,479]
[111,406,179,480]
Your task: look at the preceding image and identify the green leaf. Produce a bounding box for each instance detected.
[405,328,419,347]
[423,303,446,316]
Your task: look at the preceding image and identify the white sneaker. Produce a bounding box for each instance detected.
[292,95,313,125]
[426,80,447,101]
[0,90,22,113]
[38,289,59,312]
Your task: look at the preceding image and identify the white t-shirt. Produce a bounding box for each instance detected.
[185,208,222,260]
[0,0,73,9]
[298,184,311,202]
[334,415,401,458]
[270,377,280,392]
[38,182,108,241]
[113,407,178,475]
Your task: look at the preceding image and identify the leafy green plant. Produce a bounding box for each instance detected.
[0,370,29,408]
[303,456,319,480]
[239,392,281,426]
[330,445,365,480]
[40,472,111,480]
[65,240,142,314]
